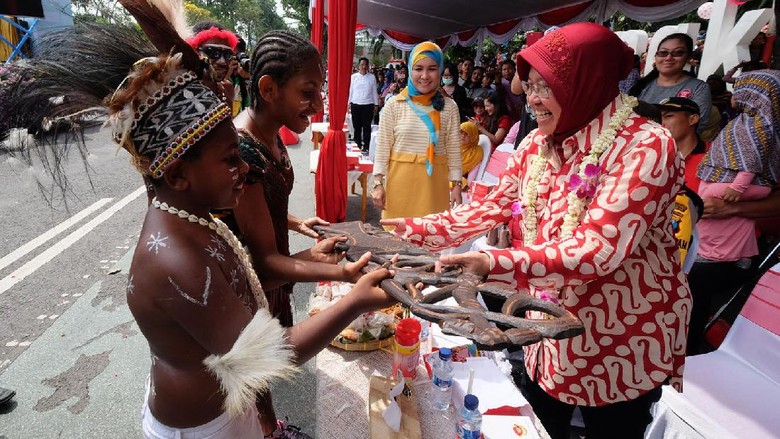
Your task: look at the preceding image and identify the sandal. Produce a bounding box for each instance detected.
[0,387,15,406]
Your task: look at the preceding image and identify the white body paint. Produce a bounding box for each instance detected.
[146,232,169,254]
[168,266,213,307]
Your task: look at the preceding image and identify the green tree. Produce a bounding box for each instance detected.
[191,0,288,45]
[184,2,213,25]
[281,0,311,36]
[71,0,132,25]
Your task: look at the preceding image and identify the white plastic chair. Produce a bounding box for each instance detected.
[647,262,780,439]
[466,134,493,185]
[368,125,379,161]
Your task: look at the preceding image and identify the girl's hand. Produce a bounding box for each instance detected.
[309,236,346,264]
[371,185,386,209]
[379,218,407,236]
[341,251,371,283]
[722,187,742,203]
[296,216,330,238]
[345,258,397,312]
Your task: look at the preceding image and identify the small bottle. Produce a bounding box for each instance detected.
[455,394,482,439]
[431,347,454,410]
[393,318,421,378]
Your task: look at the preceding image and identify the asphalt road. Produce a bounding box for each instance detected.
[0,123,380,438]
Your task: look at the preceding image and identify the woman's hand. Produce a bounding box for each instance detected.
[439,251,490,278]
[379,218,407,236]
[371,185,386,210]
[295,216,330,238]
[450,185,463,207]
[341,251,371,283]
[722,187,742,203]
[308,236,347,264]
[703,197,738,218]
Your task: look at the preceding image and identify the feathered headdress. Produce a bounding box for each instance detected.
[1,0,231,188]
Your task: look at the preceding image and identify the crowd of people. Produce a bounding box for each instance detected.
[4,0,779,436]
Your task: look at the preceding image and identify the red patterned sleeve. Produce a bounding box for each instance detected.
[403,149,529,251]
[486,125,684,290]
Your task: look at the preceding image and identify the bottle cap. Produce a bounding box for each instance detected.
[438,347,452,360]
[464,394,479,410]
[394,318,421,346]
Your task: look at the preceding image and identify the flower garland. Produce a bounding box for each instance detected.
[150,197,268,310]
[522,94,638,246]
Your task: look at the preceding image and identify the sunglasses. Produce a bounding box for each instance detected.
[655,49,688,59]
[200,45,234,62]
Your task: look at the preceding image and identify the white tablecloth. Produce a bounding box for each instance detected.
[315,346,550,438]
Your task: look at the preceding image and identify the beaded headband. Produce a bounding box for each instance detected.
[122,70,231,178]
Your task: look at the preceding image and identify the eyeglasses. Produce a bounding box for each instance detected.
[521,81,552,99]
[655,49,688,59]
[200,45,234,62]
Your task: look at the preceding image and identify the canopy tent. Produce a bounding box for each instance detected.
[322,0,706,50]
[312,0,707,222]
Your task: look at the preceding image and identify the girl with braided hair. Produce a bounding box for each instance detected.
[11,2,397,437]
[225,30,364,330]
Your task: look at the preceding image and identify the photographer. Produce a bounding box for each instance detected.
[231,37,252,116]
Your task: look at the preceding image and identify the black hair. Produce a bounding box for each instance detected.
[235,37,247,53]
[501,59,515,68]
[358,57,369,65]
[442,63,458,78]
[483,93,508,134]
[192,21,226,33]
[249,30,321,111]
[661,33,694,54]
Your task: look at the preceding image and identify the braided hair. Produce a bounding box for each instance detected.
[249,30,321,110]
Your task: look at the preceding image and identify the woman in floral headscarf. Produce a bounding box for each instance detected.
[382,23,690,438]
[371,41,463,220]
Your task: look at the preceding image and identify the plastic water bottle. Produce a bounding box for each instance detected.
[455,394,482,439]
[431,347,454,410]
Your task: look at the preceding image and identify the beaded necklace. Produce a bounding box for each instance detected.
[522,95,638,246]
[150,197,268,309]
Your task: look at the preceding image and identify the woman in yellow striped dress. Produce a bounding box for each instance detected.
[371,42,462,221]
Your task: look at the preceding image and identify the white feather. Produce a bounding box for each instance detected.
[146,0,193,40]
[203,308,297,419]
[2,128,36,152]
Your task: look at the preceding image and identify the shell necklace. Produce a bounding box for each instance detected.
[522,94,638,246]
[150,197,268,309]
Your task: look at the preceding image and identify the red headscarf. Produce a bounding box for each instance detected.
[515,23,634,143]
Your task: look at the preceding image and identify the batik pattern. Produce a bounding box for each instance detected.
[404,97,691,406]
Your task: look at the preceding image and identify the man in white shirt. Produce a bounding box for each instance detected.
[348,57,378,154]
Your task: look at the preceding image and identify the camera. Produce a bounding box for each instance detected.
[236,52,250,72]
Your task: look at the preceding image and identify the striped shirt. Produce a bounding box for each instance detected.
[373,96,462,181]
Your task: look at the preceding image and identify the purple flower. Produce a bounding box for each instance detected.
[539,290,559,304]
[568,164,601,199]
[511,201,525,217]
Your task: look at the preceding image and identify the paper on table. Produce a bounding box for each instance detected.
[451,357,528,412]
[382,371,406,432]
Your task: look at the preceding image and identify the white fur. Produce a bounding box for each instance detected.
[146,0,192,40]
[203,308,297,419]
[2,128,36,152]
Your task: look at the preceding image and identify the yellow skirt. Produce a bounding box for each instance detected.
[382,150,450,221]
